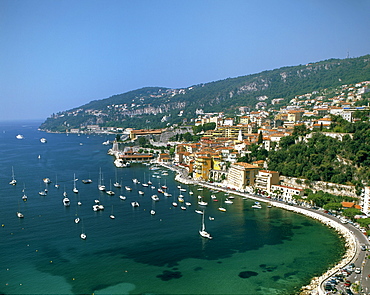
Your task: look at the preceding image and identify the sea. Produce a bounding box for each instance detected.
[0,120,345,295]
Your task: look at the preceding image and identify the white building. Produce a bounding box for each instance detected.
[271,184,304,203]
[362,186,370,216]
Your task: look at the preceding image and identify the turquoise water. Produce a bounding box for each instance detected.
[0,121,345,294]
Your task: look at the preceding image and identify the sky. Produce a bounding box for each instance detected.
[1,0,370,121]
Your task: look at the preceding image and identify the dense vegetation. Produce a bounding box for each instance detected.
[267,118,370,190]
[40,55,370,131]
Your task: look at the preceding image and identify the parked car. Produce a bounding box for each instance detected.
[324,283,334,291]
[344,280,351,287]
[355,267,361,274]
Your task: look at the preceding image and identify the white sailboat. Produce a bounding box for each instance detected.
[9,166,16,185]
[63,187,70,206]
[73,173,79,193]
[106,180,115,195]
[17,202,24,218]
[151,194,159,201]
[198,196,208,206]
[119,183,126,200]
[251,201,262,209]
[131,201,140,207]
[54,174,60,188]
[113,169,121,188]
[22,185,27,201]
[43,177,51,184]
[199,211,212,239]
[80,220,86,240]
[110,205,115,219]
[98,168,106,191]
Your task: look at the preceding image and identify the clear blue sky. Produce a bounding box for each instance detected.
[1,0,369,121]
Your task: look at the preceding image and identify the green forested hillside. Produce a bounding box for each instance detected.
[40,54,370,131]
[267,118,370,190]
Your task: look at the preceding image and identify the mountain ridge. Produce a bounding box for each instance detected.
[40,55,370,132]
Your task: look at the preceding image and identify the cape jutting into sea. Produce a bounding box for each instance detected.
[0,120,345,294]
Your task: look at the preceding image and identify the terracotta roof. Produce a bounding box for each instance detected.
[233,162,259,169]
[341,202,355,208]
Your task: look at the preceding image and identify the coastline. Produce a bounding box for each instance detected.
[158,162,358,295]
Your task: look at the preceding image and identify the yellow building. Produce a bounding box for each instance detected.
[194,155,212,180]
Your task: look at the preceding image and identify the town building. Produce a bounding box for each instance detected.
[270,184,304,203]
[226,162,260,191]
[255,170,280,194]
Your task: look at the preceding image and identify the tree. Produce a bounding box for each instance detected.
[292,124,308,137]
[323,202,342,211]
[342,208,361,220]
[138,136,148,146]
[257,132,263,144]
[183,132,193,142]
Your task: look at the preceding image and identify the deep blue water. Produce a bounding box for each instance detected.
[0,121,345,294]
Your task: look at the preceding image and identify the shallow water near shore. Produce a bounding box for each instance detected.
[0,121,345,294]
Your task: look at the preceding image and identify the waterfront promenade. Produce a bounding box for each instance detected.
[159,162,370,295]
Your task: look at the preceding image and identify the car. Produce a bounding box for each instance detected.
[324,283,334,291]
[355,267,361,274]
[361,245,367,251]
[344,280,351,287]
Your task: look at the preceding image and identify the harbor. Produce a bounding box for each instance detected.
[159,161,369,295]
[0,121,347,295]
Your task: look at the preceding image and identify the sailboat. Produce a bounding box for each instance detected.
[73,173,79,193]
[74,205,80,223]
[106,180,115,195]
[38,182,47,196]
[22,184,27,201]
[54,174,60,188]
[151,194,159,201]
[251,201,262,209]
[80,219,86,240]
[119,183,126,200]
[142,173,148,187]
[98,168,106,191]
[199,211,212,239]
[16,202,24,218]
[198,196,208,206]
[9,166,16,185]
[218,198,227,212]
[113,170,121,188]
[110,205,115,219]
[62,186,70,206]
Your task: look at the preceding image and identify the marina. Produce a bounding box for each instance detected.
[0,121,345,294]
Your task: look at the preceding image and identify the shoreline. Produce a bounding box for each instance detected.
[158,162,358,295]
